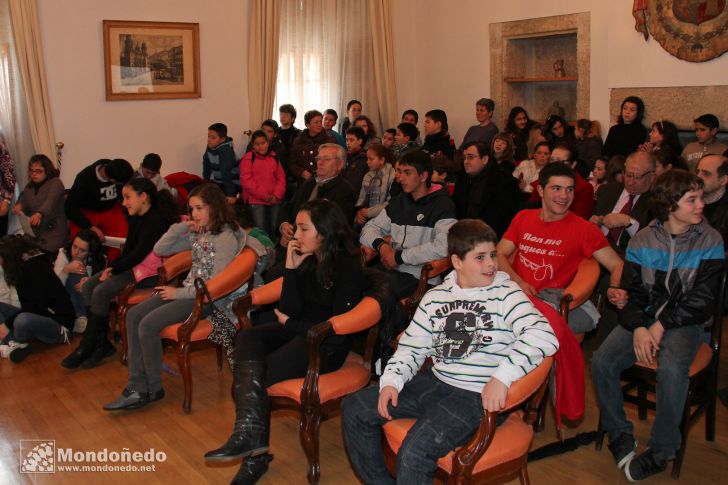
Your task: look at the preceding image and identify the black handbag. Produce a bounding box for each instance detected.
[194,278,238,370]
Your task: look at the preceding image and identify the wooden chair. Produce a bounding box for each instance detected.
[595,270,727,479]
[401,257,453,319]
[117,250,193,364]
[382,357,553,484]
[234,278,382,485]
[159,247,258,414]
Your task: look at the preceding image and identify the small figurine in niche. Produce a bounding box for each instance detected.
[553,59,566,77]
[546,101,566,119]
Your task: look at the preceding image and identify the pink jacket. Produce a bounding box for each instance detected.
[239,150,286,205]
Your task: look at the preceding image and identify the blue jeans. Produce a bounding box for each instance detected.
[592,324,703,460]
[249,204,279,242]
[65,273,86,317]
[341,371,484,485]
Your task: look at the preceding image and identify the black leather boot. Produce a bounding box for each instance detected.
[230,453,273,485]
[61,310,101,369]
[205,361,270,462]
[81,311,116,368]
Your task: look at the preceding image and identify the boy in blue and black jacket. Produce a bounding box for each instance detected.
[203,122,240,202]
[593,169,725,482]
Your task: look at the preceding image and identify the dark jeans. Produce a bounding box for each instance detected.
[233,322,349,387]
[342,371,484,485]
[0,302,67,345]
[592,324,703,460]
[249,204,279,243]
[126,294,208,394]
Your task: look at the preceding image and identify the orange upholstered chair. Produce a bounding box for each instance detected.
[558,257,601,345]
[234,277,382,484]
[382,357,553,484]
[117,250,192,364]
[159,247,258,413]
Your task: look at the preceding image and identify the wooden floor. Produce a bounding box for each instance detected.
[1,329,728,485]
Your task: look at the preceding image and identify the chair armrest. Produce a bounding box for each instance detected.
[176,287,207,341]
[233,294,254,330]
[251,277,283,306]
[116,281,137,307]
[161,250,193,283]
[560,257,600,318]
[450,357,553,477]
[300,321,336,408]
[329,297,382,335]
[402,257,453,319]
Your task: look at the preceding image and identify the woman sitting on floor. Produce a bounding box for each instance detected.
[0,235,74,363]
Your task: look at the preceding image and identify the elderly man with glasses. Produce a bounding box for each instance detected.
[590,151,655,255]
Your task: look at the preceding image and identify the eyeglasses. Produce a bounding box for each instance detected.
[624,170,654,181]
[463,154,481,161]
[29,168,44,174]
[315,156,339,162]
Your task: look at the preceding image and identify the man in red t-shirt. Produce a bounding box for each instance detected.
[499,163,625,333]
[528,144,595,220]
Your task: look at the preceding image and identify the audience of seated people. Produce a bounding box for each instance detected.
[5,94,728,485]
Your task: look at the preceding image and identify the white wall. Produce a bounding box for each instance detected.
[38,0,251,186]
[391,0,728,144]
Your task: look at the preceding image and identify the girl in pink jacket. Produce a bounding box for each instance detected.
[240,130,286,238]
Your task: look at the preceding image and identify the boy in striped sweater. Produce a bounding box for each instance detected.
[342,219,559,484]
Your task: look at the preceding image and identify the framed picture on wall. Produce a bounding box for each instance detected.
[103,20,200,101]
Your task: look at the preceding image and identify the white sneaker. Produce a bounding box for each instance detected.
[1,340,28,358]
[73,316,88,334]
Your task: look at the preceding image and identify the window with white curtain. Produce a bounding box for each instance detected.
[273,0,379,130]
[0,0,33,188]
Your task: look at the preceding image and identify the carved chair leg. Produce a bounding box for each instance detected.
[299,404,322,484]
[178,343,193,414]
[118,307,129,366]
[520,463,530,485]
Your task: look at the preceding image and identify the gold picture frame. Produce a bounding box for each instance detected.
[103,20,200,100]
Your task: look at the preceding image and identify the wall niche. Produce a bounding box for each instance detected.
[490,13,590,127]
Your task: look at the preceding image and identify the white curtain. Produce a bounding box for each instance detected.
[273,0,380,131]
[0,0,33,189]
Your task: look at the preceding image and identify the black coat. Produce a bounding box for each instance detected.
[277,175,357,229]
[452,161,522,238]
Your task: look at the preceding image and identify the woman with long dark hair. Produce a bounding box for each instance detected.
[53,229,106,333]
[61,178,180,369]
[603,95,648,158]
[0,235,74,362]
[205,198,366,484]
[505,106,538,162]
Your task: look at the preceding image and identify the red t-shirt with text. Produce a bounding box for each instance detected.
[503,209,608,292]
